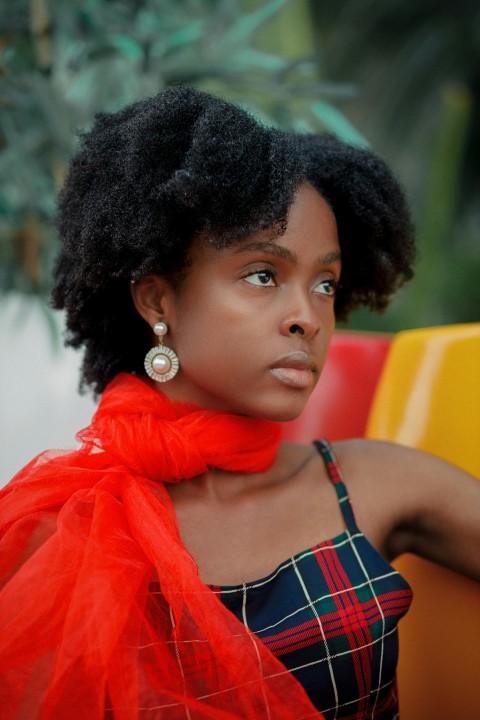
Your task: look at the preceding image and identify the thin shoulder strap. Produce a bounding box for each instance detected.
[314,439,357,530]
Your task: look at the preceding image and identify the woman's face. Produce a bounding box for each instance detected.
[158,183,341,421]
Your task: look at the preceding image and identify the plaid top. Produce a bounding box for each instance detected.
[210,439,413,719]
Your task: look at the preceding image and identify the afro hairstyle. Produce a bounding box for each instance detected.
[52,85,414,394]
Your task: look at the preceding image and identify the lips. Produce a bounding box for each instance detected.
[270,352,316,389]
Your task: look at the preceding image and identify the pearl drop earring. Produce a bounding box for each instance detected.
[144,321,179,383]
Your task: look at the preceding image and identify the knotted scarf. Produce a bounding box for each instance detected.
[0,373,323,719]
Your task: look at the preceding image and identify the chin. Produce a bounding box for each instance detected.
[246,393,310,423]
[265,408,306,423]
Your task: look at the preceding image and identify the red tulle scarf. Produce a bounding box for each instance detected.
[0,373,324,719]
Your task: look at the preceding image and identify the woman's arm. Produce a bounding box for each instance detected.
[390,444,480,581]
[336,439,480,582]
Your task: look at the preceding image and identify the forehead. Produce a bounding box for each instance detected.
[197,183,340,262]
[240,183,338,253]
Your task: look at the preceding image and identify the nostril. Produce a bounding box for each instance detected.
[289,324,304,335]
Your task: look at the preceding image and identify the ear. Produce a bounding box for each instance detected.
[130,275,176,329]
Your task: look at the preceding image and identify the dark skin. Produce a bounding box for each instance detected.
[132,183,480,587]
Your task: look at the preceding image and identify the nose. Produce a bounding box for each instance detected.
[288,323,310,336]
[279,292,321,340]
[284,319,318,339]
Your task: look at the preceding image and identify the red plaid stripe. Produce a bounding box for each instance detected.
[212,440,413,719]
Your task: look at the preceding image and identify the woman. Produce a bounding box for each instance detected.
[1,86,479,720]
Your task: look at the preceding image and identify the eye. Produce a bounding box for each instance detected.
[314,279,338,297]
[244,269,276,287]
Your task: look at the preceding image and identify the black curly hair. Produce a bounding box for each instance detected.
[52,85,415,395]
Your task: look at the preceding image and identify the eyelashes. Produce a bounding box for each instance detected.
[316,279,338,297]
[243,268,338,297]
[244,269,277,287]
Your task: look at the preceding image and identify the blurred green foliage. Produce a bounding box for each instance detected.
[1,0,478,331]
[0,0,361,299]
[309,0,480,329]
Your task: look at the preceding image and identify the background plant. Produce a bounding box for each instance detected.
[309,0,480,329]
[0,0,361,304]
[1,0,478,333]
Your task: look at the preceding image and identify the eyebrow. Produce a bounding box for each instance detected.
[233,241,341,266]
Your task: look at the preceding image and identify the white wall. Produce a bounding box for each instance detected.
[0,293,96,485]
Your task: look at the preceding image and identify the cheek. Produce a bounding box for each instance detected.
[179,335,231,374]
[173,300,248,375]
[174,284,255,352]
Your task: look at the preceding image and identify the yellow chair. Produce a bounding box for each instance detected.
[366,323,480,720]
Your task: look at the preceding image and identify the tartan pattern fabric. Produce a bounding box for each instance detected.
[211,439,413,719]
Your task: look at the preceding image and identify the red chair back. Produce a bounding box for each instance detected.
[282,331,392,442]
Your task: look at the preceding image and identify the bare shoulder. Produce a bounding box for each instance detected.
[331,437,478,494]
[329,438,480,580]
[331,436,449,476]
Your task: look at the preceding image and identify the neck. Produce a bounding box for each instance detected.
[166,441,315,504]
